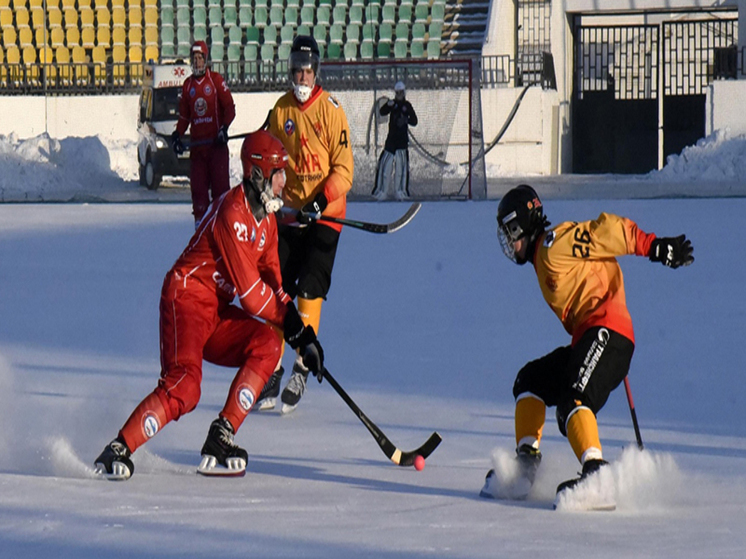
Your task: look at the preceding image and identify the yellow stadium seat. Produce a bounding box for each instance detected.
[22,45,40,85]
[11,0,26,9]
[144,26,158,46]
[93,0,106,8]
[91,44,106,84]
[144,7,157,27]
[143,0,157,7]
[81,26,95,47]
[128,26,142,46]
[34,27,48,46]
[129,7,142,28]
[0,0,8,7]
[55,44,72,85]
[0,6,12,28]
[97,27,110,47]
[2,26,17,48]
[16,7,30,26]
[96,7,110,27]
[28,0,43,6]
[0,45,5,87]
[47,7,63,28]
[63,7,77,29]
[65,26,79,46]
[112,44,126,84]
[112,26,126,46]
[19,27,34,48]
[6,44,20,85]
[112,7,126,28]
[61,0,76,7]
[30,6,44,28]
[111,0,125,7]
[39,45,56,85]
[71,44,88,85]
[50,26,65,48]
[144,44,158,63]
[79,7,94,27]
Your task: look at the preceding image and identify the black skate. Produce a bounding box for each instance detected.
[197,416,248,477]
[280,357,309,415]
[94,438,134,481]
[480,444,542,500]
[554,458,616,511]
[255,367,284,411]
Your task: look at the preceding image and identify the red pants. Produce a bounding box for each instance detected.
[190,144,231,223]
[119,271,281,452]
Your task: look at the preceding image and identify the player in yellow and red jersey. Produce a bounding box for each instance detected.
[258,34,354,414]
[481,184,694,501]
[93,131,324,480]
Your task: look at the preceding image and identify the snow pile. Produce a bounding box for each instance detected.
[650,128,746,181]
[0,132,134,201]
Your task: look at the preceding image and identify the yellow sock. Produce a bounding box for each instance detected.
[297,297,323,333]
[515,394,545,449]
[566,406,603,463]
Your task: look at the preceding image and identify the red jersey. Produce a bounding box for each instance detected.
[170,186,290,328]
[176,68,236,144]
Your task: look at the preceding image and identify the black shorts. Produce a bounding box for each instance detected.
[512,327,634,434]
[278,222,340,300]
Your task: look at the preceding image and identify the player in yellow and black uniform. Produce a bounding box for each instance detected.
[257,34,354,414]
[481,184,694,502]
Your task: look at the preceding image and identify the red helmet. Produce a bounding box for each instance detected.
[241,130,288,185]
[191,41,208,76]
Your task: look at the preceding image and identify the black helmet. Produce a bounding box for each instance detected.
[496,184,549,264]
[289,35,320,77]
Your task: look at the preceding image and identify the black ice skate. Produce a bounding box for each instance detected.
[94,438,134,481]
[280,357,309,415]
[197,416,248,477]
[255,367,284,411]
[553,458,616,511]
[480,444,542,499]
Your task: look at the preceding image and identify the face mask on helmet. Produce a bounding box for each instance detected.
[191,42,208,77]
[289,38,320,103]
[497,211,524,264]
[496,185,548,265]
[241,132,289,215]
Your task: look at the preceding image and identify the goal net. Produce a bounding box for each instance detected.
[320,59,487,200]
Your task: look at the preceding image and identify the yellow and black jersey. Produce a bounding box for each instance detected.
[269,86,354,230]
[533,212,656,346]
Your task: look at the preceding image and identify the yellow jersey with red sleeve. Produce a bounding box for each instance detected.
[269,85,354,232]
[533,212,656,347]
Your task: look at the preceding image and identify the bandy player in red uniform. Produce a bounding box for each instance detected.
[171,41,236,229]
[94,131,324,480]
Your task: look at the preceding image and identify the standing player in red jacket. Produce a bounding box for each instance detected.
[171,41,236,229]
[93,131,324,480]
[480,184,694,505]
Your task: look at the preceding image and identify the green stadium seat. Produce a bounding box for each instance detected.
[285,6,298,27]
[317,0,331,8]
[364,4,379,25]
[245,25,260,45]
[278,42,290,61]
[269,6,283,27]
[299,7,314,27]
[411,22,426,44]
[379,23,393,43]
[360,40,374,60]
[211,26,224,45]
[316,6,330,26]
[263,25,277,45]
[329,24,344,45]
[211,43,224,62]
[431,3,445,22]
[376,41,390,58]
[426,39,440,59]
[176,6,189,26]
[428,21,443,40]
[286,0,299,7]
[395,22,409,42]
[193,26,207,41]
[161,26,175,46]
[280,25,295,44]
[193,7,207,29]
[394,40,407,59]
[343,42,356,61]
[381,5,395,25]
[313,24,326,45]
[414,4,428,24]
[297,24,311,36]
[332,5,346,25]
[208,7,222,27]
[160,6,174,27]
[244,44,257,61]
[362,24,375,43]
[348,6,362,25]
[398,5,412,23]
[228,25,242,45]
[410,41,424,58]
[254,6,268,28]
[260,43,274,61]
[225,7,238,27]
[345,24,360,44]
[327,42,341,59]
[227,44,241,61]
[350,0,365,6]
[238,6,252,28]
[176,26,190,48]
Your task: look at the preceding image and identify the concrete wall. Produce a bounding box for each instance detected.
[706,80,746,135]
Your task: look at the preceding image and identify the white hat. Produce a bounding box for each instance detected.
[394,81,405,92]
